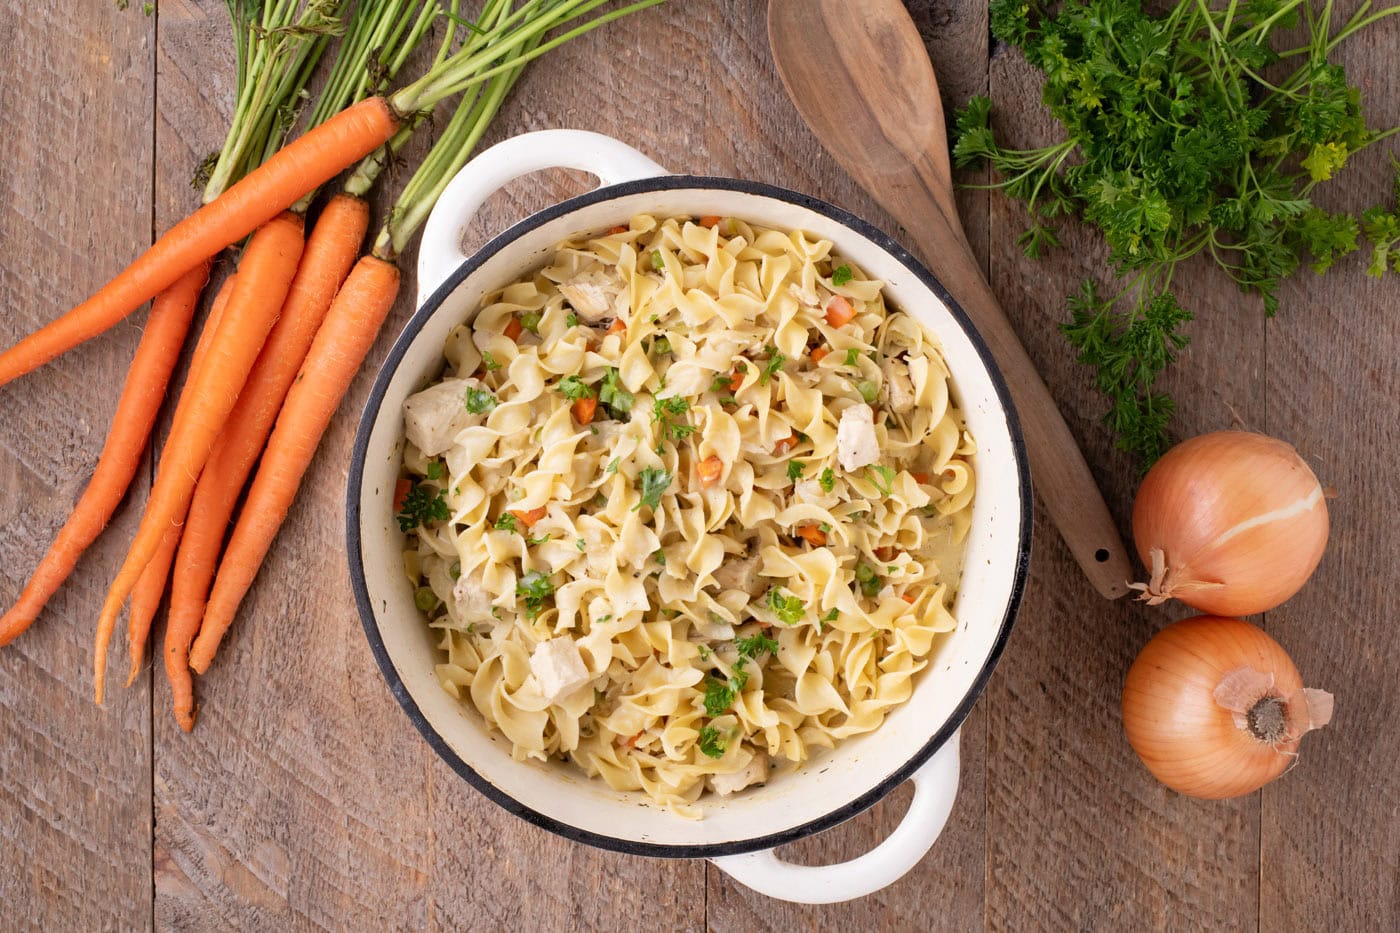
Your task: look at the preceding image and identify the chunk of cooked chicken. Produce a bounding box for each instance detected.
[557,269,623,324]
[881,356,916,414]
[404,377,480,456]
[709,753,769,796]
[836,403,880,471]
[452,569,494,621]
[529,637,592,704]
[711,552,765,597]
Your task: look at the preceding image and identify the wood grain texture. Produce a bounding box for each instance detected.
[0,3,156,931]
[981,25,1268,933]
[1260,11,1400,931]
[4,0,1400,929]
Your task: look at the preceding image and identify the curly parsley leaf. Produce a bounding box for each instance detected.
[493,513,518,533]
[760,346,786,385]
[516,570,554,618]
[464,388,498,414]
[651,395,696,441]
[819,467,836,494]
[557,375,594,401]
[735,633,779,659]
[697,725,727,759]
[765,587,805,626]
[632,467,672,512]
[831,264,853,286]
[397,484,449,532]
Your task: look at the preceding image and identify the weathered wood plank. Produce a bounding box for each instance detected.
[0,3,156,931]
[1261,11,1400,930]
[981,27,1266,933]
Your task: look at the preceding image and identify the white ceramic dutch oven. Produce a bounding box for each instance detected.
[347,130,1031,904]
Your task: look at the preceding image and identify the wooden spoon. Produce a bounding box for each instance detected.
[769,0,1131,598]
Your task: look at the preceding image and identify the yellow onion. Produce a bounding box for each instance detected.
[1130,431,1329,616]
[1122,616,1333,798]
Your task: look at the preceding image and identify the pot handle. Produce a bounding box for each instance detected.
[709,730,961,904]
[415,129,669,306]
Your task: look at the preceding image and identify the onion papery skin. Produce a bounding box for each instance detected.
[1132,431,1329,616]
[1122,616,1304,799]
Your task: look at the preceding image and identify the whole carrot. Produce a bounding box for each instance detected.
[123,272,238,682]
[0,98,398,387]
[190,256,401,676]
[164,195,368,729]
[0,262,210,648]
[93,212,306,703]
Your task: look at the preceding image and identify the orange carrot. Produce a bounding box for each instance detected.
[606,225,629,235]
[774,433,799,455]
[911,472,930,485]
[164,195,368,730]
[0,99,396,387]
[811,345,830,364]
[93,212,306,702]
[509,506,548,529]
[0,262,210,649]
[393,478,413,512]
[125,272,237,682]
[504,316,523,342]
[606,317,627,336]
[698,215,722,229]
[572,395,598,426]
[726,369,744,393]
[901,593,916,604]
[796,523,827,547]
[825,295,857,328]
[190,256,401,675]
[125,515,184,685]
[696,455,724,488]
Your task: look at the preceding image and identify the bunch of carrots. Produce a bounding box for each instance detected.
[0,0,664,730]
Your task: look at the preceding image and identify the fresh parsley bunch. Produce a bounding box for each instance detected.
[955,0,1400,463]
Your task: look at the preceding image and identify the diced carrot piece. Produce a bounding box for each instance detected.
[509,506,547,528]
[773,433,799,455]
[697,454,724,488]
[874,546,896,561]
[726,369,744,393]
[392,478,412,512]
[811,345,830,364]
[796,524,827,547]
[699,215,723,229]
[504,316,523,342]
[901,593,916,604]
[911,472,930,484]
[573,396,598,425]
[825,295,857,327]
[607,317,627,336]
[607,225,629,235]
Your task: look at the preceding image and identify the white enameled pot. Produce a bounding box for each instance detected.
[347,130,1031,904]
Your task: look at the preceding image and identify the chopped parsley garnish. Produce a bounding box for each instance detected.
[651,395,695,441]
[766,587,805,626]
[652,548,667,566]
[516,570,554,619]
[576,537,586,551]
[819,522,832,533]
[697,725,727,759]
[557,375,594,401]
[832,264,853,286]
[527,533,552,546]
[735,633,779,659]
[819,467,835,494]
[710,372,734,392]
[565,312,580,328]
[598,367,635,416]
[704,677,739,717]
[606,457,620,475]
[760,346,786,385]
[650,249,665,272]
[519,311,542,334]
[481,351,501,371]
[697,644,712,661]
[425,460,445,480]
[632,467,672,512]
[822,608,840,623]
[397,484,449,532]
[786,461,804,483]
[493,513,518,533]
[867,464,896,496]
[464,387,499,414]
[844,348,860,367]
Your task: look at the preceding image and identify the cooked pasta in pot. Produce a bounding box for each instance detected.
[396,213,975,816]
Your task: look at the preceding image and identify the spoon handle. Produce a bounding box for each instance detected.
[884,162,1133,598]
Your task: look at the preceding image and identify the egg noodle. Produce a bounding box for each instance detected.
[398,213,975,816]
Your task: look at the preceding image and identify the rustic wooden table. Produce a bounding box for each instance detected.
[3,1,1396,929]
